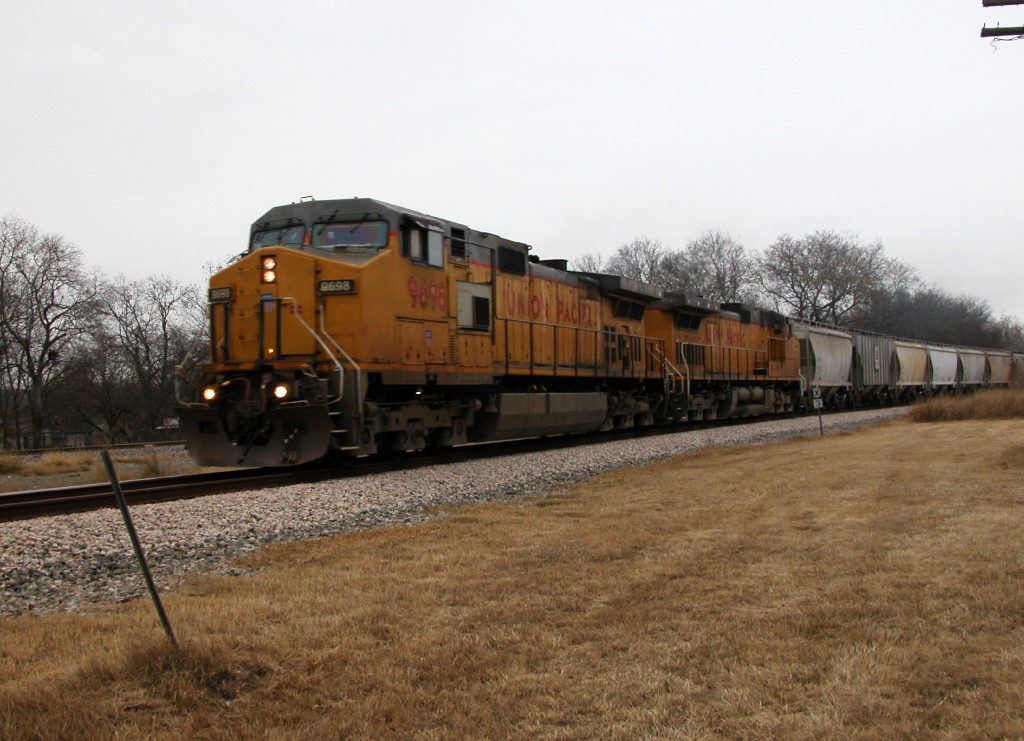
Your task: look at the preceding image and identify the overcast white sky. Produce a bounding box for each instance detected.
[2,2,1022,317]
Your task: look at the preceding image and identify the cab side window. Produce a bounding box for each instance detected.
[406,227,423,261]
[403,221,444,268]
[426,230,443,267]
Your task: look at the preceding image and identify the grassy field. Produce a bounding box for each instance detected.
[2,410,1023,738]
[0,449,211,492]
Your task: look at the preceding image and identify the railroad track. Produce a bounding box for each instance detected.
[0,467,338,523]
[0,408,900,523]
[0,432,596,522]
[6,440,186,456]
[0,430,656,522]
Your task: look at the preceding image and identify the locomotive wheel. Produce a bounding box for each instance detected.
[380,431,411,460]
[429,427,454,456]
[323,448,357,467]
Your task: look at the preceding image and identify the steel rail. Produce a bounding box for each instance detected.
[0,467,334,523]
[2,440,186,457]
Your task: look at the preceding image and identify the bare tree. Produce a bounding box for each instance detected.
[48,327,136,444]
[883,288,1003,348]
[605,237,667,285]
[99,275,206,437]
[996,315,1024,351]
[569,252,606,273]
[850,256,921,333]
[661,229,754,303]
[0,216,99,447]
[757,231,890,325]
[204,254,244,278]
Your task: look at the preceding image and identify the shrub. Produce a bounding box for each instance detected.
[0,454,22,475]
[20,452,95,477]
[910,388,1024,422]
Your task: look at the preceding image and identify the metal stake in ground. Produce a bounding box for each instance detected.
[812,386,825,437]
[101,450,178,648]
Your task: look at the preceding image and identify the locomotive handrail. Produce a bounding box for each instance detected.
[501,315,667,379]
[270,297,345,405]
[648,344,689,398]
[318,302,363,417]
[677,345,691,397]
[502,316,607,377]
[681,342,771,354]
[173,340,212,409]
[677,341,769,380]
[174,367,207,409]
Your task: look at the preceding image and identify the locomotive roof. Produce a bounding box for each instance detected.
[571,272,663,302]
[649,292,719,314]
[252,197,456,231]
[722,302,791,327]
[250,197,532,254]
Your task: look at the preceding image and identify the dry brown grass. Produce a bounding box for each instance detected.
[18,451,95,476]
[132,450,164,479]
[995,442,1024,469]
[2,419,1024,739]
[0,454,20,475]
[0,450,203,492]
[910,387,1024,422]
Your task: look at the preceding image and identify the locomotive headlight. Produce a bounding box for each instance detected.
[273,384,290,400]
[202,387,218,401]
[262,256,277,284]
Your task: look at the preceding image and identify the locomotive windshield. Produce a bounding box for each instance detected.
[251,225,305,250]
[312,220,388,250]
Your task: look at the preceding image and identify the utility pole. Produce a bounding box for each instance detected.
[982,0,1024,38]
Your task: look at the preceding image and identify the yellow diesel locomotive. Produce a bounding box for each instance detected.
[644,297,802,422]
[179,197,744,466]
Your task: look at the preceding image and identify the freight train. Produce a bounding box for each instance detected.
[176,198,1020,467]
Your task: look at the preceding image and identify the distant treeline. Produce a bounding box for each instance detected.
[0,216,206,450]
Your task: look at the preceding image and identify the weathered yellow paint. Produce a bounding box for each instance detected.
[644,309,801,382]
[205,235,666,383]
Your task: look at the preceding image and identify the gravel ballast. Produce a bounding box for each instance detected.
[0,409,905,617]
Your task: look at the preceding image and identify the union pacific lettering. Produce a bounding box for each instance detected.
[502,285,598,328]
[702,317,749,348]
[718,317,745,347]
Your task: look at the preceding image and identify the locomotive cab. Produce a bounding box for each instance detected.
[180,199,411,466]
